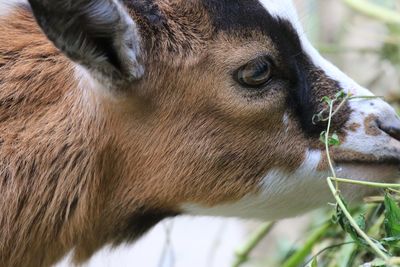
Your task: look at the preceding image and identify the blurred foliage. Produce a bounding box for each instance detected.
[382,25,400,67]
[319,0,399,108]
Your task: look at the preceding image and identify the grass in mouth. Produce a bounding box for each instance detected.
[232,92,400,267]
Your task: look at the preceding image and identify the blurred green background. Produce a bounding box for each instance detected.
[297,0,399,109]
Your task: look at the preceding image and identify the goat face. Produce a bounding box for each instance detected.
[26,0,400,222]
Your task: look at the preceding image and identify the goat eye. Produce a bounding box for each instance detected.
[236,57,272,88]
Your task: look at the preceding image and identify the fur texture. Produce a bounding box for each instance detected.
[0,1,399,266]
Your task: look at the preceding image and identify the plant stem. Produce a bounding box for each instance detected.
[331,177,400,189]
[281,222,331,267]
[319,95,382,122]
[389,188,400,194]
[158,221,175,267]
[232,222,276,267]
[207,221,228,267]
[325,100,337,188]
[349,96,384,100]
[320,95,351,122]
[343,0,400,25]
[327,177,389,261]
[388,257,400,265]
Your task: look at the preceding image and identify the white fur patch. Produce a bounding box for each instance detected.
[74,64,123,113]
[282,112,289,132]
[258,0,300,24]
[183,149,399,221]
[0,0,26,17]
[183,150,332,221]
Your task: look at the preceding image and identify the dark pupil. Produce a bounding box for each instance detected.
[251,60,269,82]
[241,58,270,86]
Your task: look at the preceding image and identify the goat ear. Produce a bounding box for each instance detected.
[28,0,144,87]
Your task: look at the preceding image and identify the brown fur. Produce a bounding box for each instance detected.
[364,114,380,136]
[347,122,361,132]
[0,2,347,266]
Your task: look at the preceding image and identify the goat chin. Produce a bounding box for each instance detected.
[336,163,400,201]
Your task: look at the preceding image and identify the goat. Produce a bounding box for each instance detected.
[0,0,399,266]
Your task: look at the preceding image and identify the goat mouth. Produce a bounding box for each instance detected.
[335,158,400,167]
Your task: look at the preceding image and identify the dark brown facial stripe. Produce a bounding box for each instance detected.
[288,55,351,137]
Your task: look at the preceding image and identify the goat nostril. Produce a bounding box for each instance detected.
[377,118,400,141]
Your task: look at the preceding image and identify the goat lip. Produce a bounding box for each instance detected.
[334,158,400,166]
[331,149,400,166]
